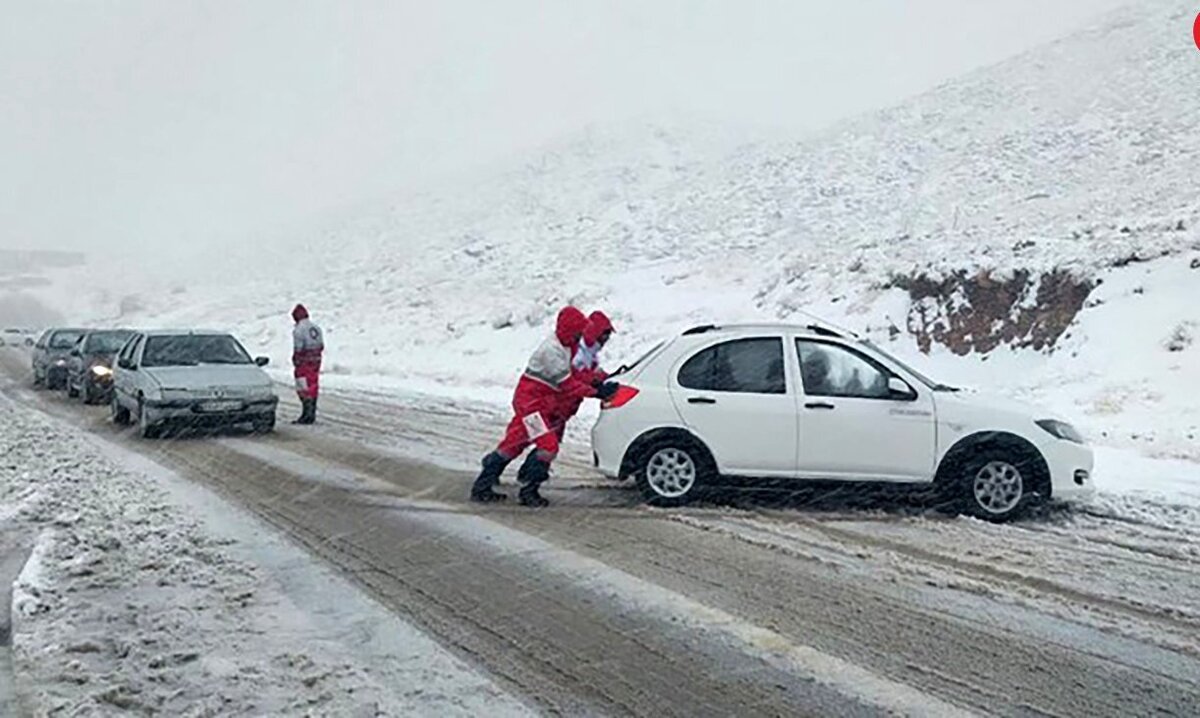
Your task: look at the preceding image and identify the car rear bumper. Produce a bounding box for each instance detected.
[592,410,635,478]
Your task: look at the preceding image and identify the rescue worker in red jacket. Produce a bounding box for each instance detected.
[471,306,618,507]
[291,304,324,424]
[514,310,615,480]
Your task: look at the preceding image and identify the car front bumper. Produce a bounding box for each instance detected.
[145,396,278,427]
[1042,437,1096,501]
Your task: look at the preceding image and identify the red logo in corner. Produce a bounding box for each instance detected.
[1194,12,1200,51]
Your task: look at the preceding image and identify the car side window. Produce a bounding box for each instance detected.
[796,340,892,399]
[118,337,134,364]
[130,336,146,366]
[120,335,143,367]
[678,338,786,395]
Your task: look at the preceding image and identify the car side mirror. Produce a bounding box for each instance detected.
[888,376,916,400]
[118,359,135,371]
[70,349,80,357]
[255,356,270,367]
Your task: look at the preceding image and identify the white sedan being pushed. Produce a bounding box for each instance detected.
[592,322,1094,522]
[111,330,278,438]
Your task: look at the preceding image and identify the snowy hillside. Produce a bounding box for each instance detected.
[21,1,1200,476]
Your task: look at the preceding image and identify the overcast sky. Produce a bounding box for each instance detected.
[1,0,1127,256]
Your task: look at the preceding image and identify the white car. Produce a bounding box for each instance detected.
[592,322,1094,521]
[111,330,278,438]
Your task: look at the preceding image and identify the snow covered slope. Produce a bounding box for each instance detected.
[24,1,1200,473]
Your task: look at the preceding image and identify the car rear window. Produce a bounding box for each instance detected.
[142,335,252,367]
[677,338,786,394]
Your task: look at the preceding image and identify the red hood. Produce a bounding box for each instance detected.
[583,311,614,345]
[555,307,587,347]
[292,304,309,322]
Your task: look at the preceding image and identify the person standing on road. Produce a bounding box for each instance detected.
[514,310,615,481]
[291,303,324,425]
[471,306,618,507]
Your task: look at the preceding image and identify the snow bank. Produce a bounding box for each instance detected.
[0,395,528,716]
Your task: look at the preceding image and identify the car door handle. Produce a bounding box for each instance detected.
[805,402,835,410]
[688,397,717,405]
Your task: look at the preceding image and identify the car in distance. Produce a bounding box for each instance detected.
[591,322,1094,522]
[65,329,136,404]
[32,328,87,389]
[1,328,34,347]
[111,330,278,438]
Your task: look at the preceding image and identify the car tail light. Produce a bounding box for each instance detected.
[602,385,639,410]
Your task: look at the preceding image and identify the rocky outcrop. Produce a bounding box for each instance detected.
[889,270,1094,355]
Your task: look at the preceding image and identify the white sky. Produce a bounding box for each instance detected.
[0,0,1128,256]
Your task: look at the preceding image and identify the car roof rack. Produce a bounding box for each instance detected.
[805,324,844,338]
[683,322,849,338]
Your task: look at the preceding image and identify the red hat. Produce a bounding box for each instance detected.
[583,311,614,345]
[292,304,309,322]
[554,306,588,346]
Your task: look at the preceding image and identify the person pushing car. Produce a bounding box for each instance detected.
[514,310,615,483]
[471,306,619,507]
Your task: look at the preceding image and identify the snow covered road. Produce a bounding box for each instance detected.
[2,348,1200,716]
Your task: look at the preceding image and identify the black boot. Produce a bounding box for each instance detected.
[293,399,315,425]
[516,450,541,484]
[518,455,551,508]
[470,452,511,503]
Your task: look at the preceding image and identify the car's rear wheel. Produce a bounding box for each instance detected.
[112,395,131,425]
[634,437,714,507]
[944,447,1042,522]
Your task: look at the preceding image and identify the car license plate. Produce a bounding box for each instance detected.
[199,400,243,412]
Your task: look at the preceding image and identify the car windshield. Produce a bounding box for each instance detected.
[83,331,134,354]
[142,335,252,367]
[859,339,958,391]
[49,330,84,349]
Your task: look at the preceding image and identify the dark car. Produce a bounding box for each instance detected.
[66,329,136,404]
[32,328,87,389]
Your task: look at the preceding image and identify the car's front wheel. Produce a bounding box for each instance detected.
[112,395,131,425]
[945,447,1043,522]
[634,437,714,507]
[253,415,276,434]
[138,399,160,439]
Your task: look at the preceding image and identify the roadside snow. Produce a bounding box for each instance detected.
[0,394,530,716]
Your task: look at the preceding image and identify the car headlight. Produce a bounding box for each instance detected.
[90,365,113,377]
[54,358,67,367]
[1036,419,1085,444]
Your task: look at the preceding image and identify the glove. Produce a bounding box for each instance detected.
[596,382,620,401]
